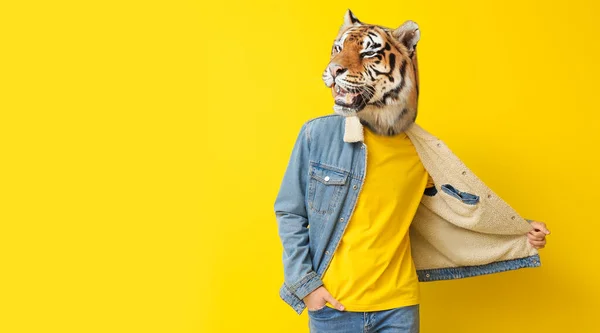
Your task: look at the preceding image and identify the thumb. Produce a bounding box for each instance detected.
[323,291,345,311]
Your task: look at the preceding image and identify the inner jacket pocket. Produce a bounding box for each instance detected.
[307,163,349,215]
[440,184,480,205]
[424,186,438,197]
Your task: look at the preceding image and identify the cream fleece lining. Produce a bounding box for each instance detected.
[342,119,538,270]
[343,115,364,143]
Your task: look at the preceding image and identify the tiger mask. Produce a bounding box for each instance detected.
[322,10,420,136]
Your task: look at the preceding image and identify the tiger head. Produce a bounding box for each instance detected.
[322,10,421,136]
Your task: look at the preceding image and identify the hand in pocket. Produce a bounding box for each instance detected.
[303,286,345,311]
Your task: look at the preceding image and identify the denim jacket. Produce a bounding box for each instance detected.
[274,114,541,315]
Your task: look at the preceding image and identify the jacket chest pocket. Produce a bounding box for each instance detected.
[307,163,349,216]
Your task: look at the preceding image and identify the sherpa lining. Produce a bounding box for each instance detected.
[404,123,538,271]
[343,115,364,143]
[339,119,538,271]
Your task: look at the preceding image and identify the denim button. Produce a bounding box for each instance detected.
[325,251,330,255]
[425,273,430,278]
[511,216,516,220]
[340,218,344,222]
[353,185,357,190]
[324,176,330,182]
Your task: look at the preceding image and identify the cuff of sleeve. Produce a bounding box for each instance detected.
[288,271,324,301]
[279,272,324,315]
[293,273,324,301]
[279,283,307,315]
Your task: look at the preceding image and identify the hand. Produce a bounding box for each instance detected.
[527,220,550,249]
[302,286,345,311]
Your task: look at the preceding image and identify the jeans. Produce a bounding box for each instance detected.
[307,304,420,333]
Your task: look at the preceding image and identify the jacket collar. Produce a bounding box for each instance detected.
[342,115,437,143]
[342,116,364,143]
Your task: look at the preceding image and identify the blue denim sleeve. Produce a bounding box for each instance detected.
[274,121,324,302]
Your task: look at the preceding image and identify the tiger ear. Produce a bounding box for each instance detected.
[339,9,361,31]
[392,20,420,54]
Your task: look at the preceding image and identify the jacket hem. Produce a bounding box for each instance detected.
[416,254,541,282]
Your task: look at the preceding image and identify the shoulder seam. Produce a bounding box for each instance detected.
[305,113,340,125]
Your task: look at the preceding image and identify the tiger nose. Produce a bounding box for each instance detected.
[328,63,347,79]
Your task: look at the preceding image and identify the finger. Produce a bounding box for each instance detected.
[529,239,546,247]
[527,234,546,241]
[527,231,546,240]
[323,293,345,311]
[529,239,546,245]
[531,222,551,235]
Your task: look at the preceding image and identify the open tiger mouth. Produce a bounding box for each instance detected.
[331,83,361,107]
[331,83,370,111]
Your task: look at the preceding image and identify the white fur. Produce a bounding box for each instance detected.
[343,115,364,143]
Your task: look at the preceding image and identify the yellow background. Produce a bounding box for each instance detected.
[1,0,599,332]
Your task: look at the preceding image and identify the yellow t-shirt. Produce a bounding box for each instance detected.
[321,126,433,311]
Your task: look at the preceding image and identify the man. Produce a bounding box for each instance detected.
[274,10,549,332]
